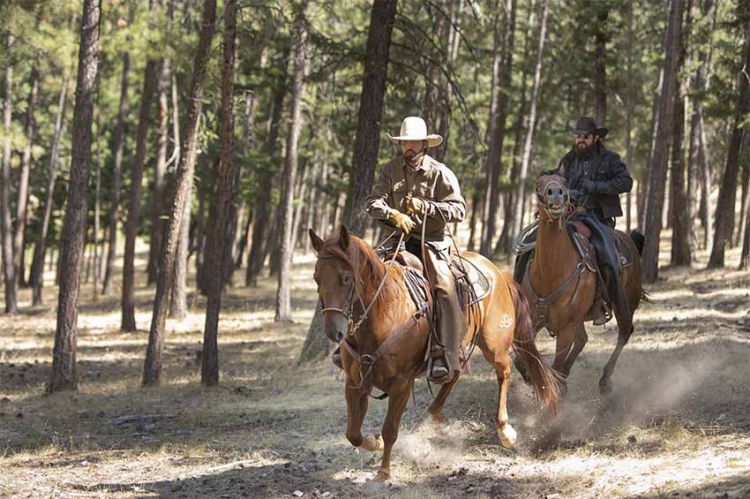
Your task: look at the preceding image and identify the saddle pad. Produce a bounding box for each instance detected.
[451,256,491,308]
[403,266,430,312]
[614,231,634,269]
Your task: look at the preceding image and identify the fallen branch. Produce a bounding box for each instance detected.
[112,414,177,426]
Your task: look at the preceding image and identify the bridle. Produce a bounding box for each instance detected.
[317,233,414,397]
[537,177,571,225]
[319,232,405,340]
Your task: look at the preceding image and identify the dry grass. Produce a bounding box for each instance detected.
[1,240,749,498]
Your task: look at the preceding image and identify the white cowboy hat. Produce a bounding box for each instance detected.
[387,116,443,148]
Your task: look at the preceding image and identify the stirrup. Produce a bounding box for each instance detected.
[592,300,612,326]
[427,346,453,384]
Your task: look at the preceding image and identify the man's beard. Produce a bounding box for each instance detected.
[574,141,595,158]
[405,149,425,167]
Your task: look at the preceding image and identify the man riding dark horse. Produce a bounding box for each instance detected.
[514,117,635,325]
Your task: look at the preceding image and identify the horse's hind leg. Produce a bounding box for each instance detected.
[599,320,634,395]
[376,382,411,481]
[427,374,460,424]
[481,346,516,448]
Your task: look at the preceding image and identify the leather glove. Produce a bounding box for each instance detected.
[405,196,430,216]
[581,179,597,193]
[388,210,416,234]
[569,188,585,204]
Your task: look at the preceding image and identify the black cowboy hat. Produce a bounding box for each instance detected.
[571,117,608,137]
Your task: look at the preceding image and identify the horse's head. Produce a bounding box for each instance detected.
[536,174,569,220]
[309,226,359,343]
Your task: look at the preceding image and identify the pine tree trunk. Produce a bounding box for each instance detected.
[102,53,130,295]
[276,0,309,323]
[47,0,100,392]
[1,30,17,314]
[641,67,665,230]
[511,0,548,243]
[740,183,750,269]
[143,0,217,387]
[423,0,459,162]
[735,132,750,248]
[497,0,534,255]
[708,10,750,268]
[31,74,69,306]
[467,187,480,252]
[93,113,103,301]
[481,0,516,257]
[121,56,159,331]
[625,0,634,232]
[246,49,289,287]
[594,3,608,126]
[670,3,691,266]
[340,0,398,236]
[641,0,684,282]
[147,57,172,285]
[169,187,191,319]
[202,0,237,386]
[14,67,39,290]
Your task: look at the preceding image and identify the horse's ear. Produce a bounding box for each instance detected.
[309,228,324,253]
[339,225,350,250]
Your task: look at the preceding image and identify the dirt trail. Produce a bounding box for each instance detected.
[1,247,749,498]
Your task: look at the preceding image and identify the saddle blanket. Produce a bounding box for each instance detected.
[451,256,491,310]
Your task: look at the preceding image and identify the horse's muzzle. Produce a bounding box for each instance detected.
[324,314,347,343]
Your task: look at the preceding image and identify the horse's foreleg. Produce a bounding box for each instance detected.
[599,323,634,395]
[562,323,588,377]
[345,383,380,452]
[427,374,460,425]
[376,382,411,481]
[552,324,577,393]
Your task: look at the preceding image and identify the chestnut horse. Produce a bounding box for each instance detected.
[310,226,560,480]
[521,174,643,395]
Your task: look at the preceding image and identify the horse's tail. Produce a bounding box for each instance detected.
[630,228,645,255]
[509,280,562,412]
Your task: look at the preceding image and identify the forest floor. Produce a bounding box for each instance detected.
[1,236,749,498]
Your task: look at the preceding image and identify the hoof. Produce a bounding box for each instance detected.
[429,409,445,425]
[498,423,517,448]
[374,470,390,482]
[360,435,382,452]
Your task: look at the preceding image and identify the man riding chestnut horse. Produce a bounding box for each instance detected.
[365,116,467,384]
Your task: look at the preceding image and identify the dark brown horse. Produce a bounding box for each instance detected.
[310,226,560,480]
[522,174,643,395]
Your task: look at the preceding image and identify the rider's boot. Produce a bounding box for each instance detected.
[428,348,451,382]
[592,286,612,326]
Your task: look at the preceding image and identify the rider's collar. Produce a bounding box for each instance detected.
[404,154,433,173]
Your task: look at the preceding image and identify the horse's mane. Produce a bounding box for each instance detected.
[318,234,408,317]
